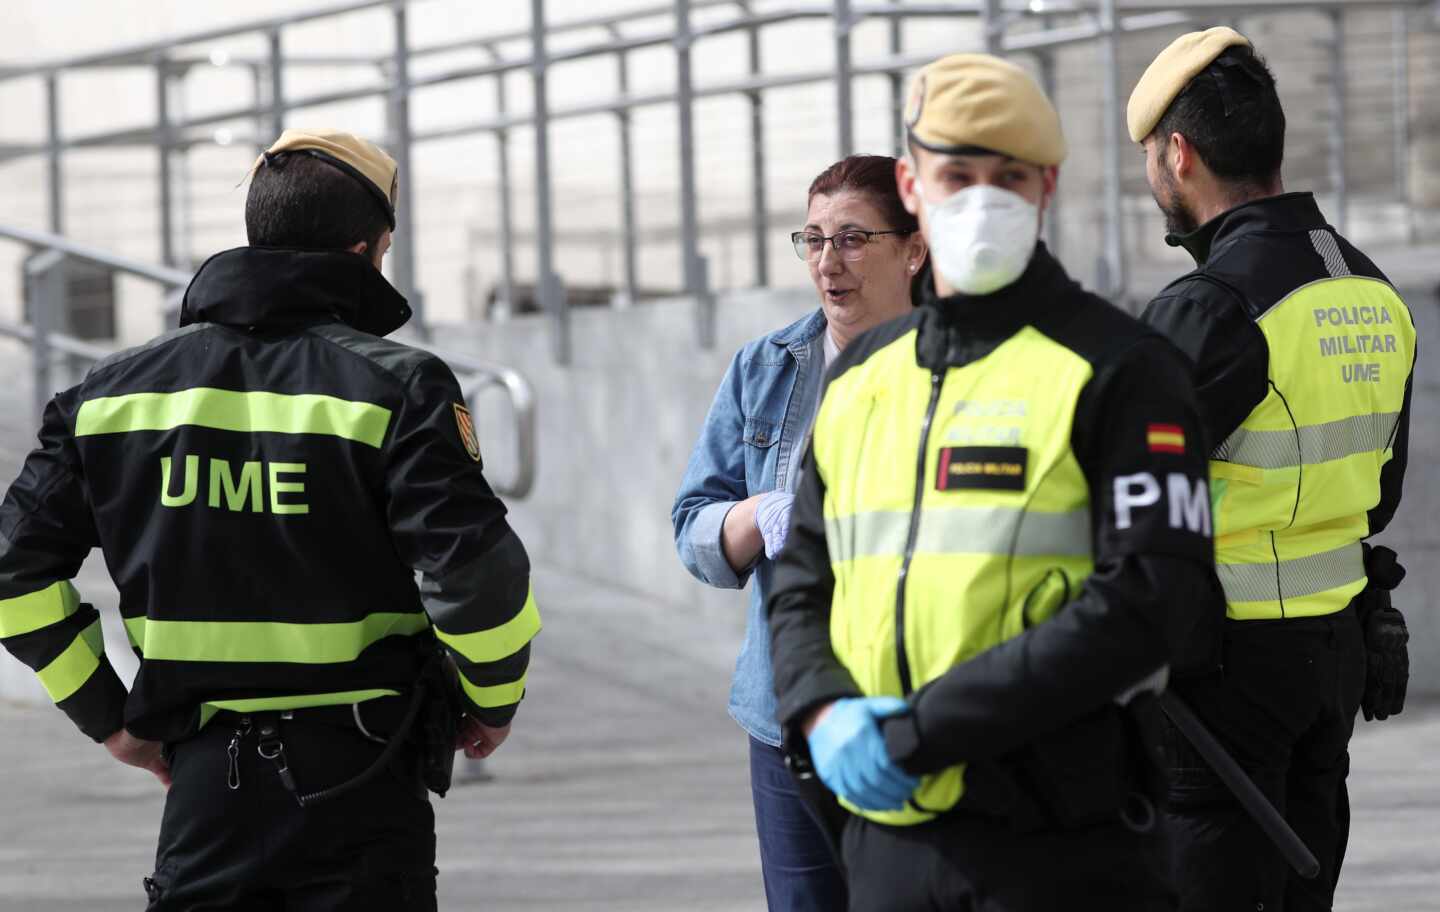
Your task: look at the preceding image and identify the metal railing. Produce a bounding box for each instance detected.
[443,351,539,499]
[0,222,191,421]
[0,0,1433,362]
[0,224,538,498]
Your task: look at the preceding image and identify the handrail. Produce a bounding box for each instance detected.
[0,0,402,76]
[0,223,193,288]
[0,320,115,363]
[438,348,539,500]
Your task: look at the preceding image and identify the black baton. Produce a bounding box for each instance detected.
[1158,691,1320,880]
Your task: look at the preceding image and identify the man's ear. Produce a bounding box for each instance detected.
[1040,165,1059,211]
[1168,132,1192,180]
[896,155,920,216]
[347,240,369,257]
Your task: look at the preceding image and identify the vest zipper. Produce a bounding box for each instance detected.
[895,370,944,696]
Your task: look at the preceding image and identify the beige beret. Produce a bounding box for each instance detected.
[904,53,1066,166]
[1127,27,1251,143]
[252,128,399,228]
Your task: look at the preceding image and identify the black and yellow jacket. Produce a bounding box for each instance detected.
[0,247,538,744]
[1142,193,1414,646]
[768,244,1221,826]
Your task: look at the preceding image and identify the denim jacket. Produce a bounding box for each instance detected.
[672,308,829,746]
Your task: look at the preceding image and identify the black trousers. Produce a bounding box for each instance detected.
[1164,607,1365,912]
[842,811,1174,911]
[145,709,437,911]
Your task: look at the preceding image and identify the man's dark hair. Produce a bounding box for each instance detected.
[245,152,389,251]
[1153,45,1285,190]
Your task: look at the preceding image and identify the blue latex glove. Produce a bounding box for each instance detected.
[807,697,920,811]
[754,490,796,560]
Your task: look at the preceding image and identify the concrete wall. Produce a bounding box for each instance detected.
[449,262,1440,695]
[451,285,818,629]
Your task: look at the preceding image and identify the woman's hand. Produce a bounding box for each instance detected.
[754,490,797,559]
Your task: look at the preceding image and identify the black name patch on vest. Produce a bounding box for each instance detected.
[936,446,1028,492]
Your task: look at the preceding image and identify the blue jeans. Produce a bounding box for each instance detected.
[748,737,847,911]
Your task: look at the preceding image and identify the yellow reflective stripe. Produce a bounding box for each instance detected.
[0,580,81,637]
[1215,412,1400,470]
[434,589,540,663]
[1217,542,1365,605]
[458,671,526,709]
[36,618,104,702]
[199,688,402,725]
[826,507,1091,563]
[127,613,430,663]
[75,388,392,448]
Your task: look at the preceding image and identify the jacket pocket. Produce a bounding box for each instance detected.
[742,415,780,488]
[743,415,780,449]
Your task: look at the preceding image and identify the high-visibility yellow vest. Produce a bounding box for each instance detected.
[1211,270,1415,620]
[813,325,1095,826]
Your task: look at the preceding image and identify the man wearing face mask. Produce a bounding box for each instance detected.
[0,129,539,910]
[1129,29,1415,911]
[767,54,1220,909]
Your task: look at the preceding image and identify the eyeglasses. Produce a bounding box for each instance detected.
[790,228,911,262]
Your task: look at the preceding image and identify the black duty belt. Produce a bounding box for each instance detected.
[216,684,427,808]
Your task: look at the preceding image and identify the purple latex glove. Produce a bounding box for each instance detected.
[754,490,796,560]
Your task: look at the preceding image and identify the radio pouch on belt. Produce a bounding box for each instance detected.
[418,646,464,797]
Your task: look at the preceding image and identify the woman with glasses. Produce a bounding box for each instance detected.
[672,154,926,911]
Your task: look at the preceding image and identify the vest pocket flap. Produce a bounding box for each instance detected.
[743,415,780,448]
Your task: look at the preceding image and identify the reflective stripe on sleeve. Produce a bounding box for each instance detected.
[75,388,393,448]
[1218,541,1366,605]
[1214,412,1401,470]
[0,580,81,637]
[458,671,527,709]
[125,612,430,663]
[36,618,104,702]
[434,589,541,664]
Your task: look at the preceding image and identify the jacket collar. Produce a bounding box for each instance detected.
[178,246,411,337]
[767,306,829,351]
[1167,191,1327,266]
[915,242,1073,370]
[919,241,1064,330]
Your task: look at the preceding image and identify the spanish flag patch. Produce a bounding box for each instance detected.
[1146,423,1185,454]
[454,403,482,462]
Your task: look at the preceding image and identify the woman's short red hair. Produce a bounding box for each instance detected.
[806,154,918,234]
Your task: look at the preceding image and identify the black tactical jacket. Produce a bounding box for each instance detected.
[0,247,537,743]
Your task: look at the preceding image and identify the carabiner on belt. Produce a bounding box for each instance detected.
[256,717,300,802]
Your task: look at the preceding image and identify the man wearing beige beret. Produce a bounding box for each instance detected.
[769,52,1221,909]
[0,128,541,910]
[1129,28,1416,912]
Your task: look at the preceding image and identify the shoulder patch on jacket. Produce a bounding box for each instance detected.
[454,403,481,462]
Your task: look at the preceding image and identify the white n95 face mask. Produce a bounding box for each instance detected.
[919,183,1040,296]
